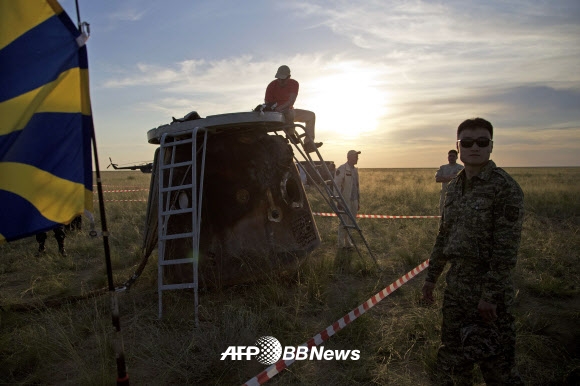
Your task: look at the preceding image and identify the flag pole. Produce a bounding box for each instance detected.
[74,0,128,381]
[91,134,130,386]
[75,0,81,27]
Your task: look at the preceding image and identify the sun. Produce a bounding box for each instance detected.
[303,65,387,138]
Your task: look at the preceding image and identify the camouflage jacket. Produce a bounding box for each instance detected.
[426,160,524,305]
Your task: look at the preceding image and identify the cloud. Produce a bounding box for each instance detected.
[101,54,388,116]
[108,8,146,22]
[469,85,580,129]
[288,0,580,87]
[106,0,160,22]
[290,0,580,47]
[101,56,277,117]
[100,1,580,110]
[89,0,580,166]
[103,56,261,89]
[404,86,579,132]
[99,51,580,158]
[481,85,580,111]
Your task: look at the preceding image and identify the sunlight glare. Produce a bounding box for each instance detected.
[303,65,387,138]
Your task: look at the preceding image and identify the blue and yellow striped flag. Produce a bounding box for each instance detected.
[0,0,94,243]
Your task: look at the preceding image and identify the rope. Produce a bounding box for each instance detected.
[313,212,440,219]
[242,260,430,385]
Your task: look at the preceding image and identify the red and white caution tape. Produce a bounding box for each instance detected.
[93,199,148,202]
[242,259,430,386]
[313,212,441,219]
[93,185,144,189]
[91,186,149,200]
[99,189,149,193]
[89,201,439,217]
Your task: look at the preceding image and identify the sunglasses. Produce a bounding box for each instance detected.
[457,138,493,148]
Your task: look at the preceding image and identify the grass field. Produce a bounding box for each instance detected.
[1,167,579,385]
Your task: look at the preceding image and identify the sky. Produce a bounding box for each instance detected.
[60,0,580,168]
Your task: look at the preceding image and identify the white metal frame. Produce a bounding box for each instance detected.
[157,127,208,325]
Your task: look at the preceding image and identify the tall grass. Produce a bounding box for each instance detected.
[1,168,579,385]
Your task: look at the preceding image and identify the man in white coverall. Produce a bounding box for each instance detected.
[334,150,361,249]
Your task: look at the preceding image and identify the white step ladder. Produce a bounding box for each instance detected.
[157,127,209,325]
[281,124,379,268]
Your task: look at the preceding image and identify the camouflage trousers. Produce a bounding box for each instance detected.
[435,294,523,385]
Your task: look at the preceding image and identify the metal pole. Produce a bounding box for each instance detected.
[74,0,81,29]
[92,133,130,386]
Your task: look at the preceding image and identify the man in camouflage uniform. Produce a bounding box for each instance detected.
[435,149,464,215]
[422,118,524,385]
[334,150,361,249]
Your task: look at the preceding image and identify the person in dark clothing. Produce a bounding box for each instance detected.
[36,226,67,256]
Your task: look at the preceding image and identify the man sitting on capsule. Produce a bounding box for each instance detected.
[265,65,323,153]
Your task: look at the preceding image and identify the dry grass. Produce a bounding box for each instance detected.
[1,168,579,385]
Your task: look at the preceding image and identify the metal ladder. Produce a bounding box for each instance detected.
[280,124,379,268]
[157,127,208,325]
